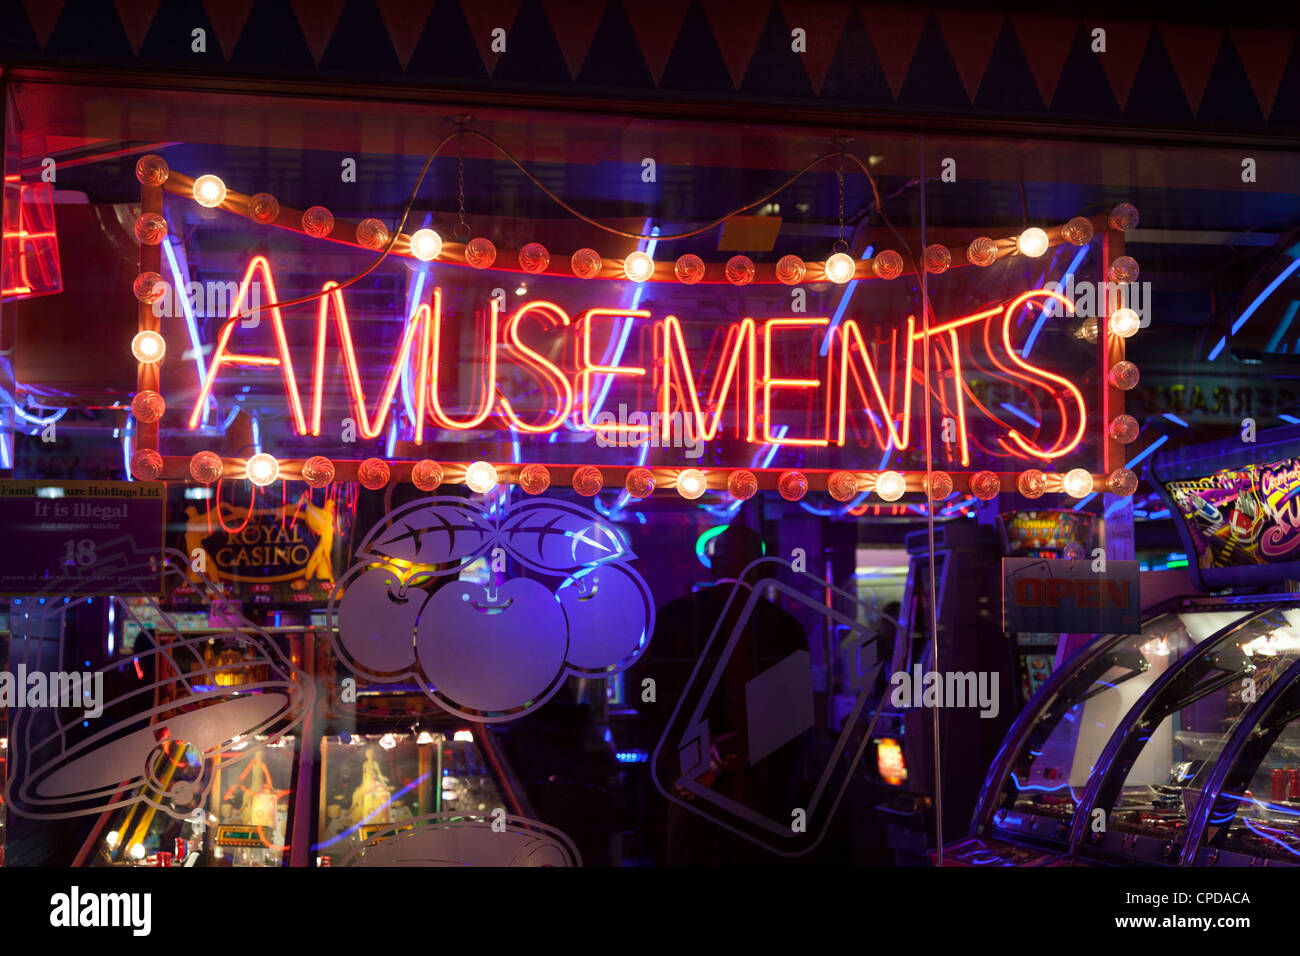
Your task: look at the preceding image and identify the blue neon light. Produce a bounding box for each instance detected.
[819,246,873,357]
[999,403,1041,428]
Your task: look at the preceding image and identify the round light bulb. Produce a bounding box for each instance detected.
[1018,469,1047,499]
[827,471,859,502]
[301,456,335,488]
[924,244,951,274]
[777,470,808,501]
[131,330,166,363]
[572,465,604,497]
[1109,256,1139,284]
[675,254,705,284]
[1108,308,1140,338]
[135,154,169,186]
[518,242,550,273]
[727,470,758,501]
[825,252,855,284]
[775,255,806,285]
[518,463,551,495]
[1107,467,1138,497]
[192,174,227,208]
[970,470,1001,500]
[872,250,903,280]
[625,467,656,499]
[130,390,165,423]
[966,237,997,267]
[106,830,121,848]
[130,449,163,482]
[571,248,602,279]
[465,237,497,269]
[876,471,906,502]
[134,212,167,245]
[1108,203,1140,232]
[725,256,755,286]
[1064,216,1094,245]
[409,228,443,261]
[465,460,498,493]
[246,453,279,486]
[129,843,146,861]
[1108,361,1140,390]
[133,271,166,304]
[412,459,444,492]
[677,469,707,500]
[624,252,655,283]
[302,206,335,238]
[1108,414,1139,444]
[189,451,223,485]
[926,471,953,501]
[353,218,390,251]
[358,458,390,490]
[249,193,280,224]
[1063,468,1094,499]
[1017,227,1049,258]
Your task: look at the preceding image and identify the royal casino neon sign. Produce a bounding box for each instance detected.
[128,163,1139,502]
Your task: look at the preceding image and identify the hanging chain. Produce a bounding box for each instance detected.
[833,152,848,254]
[454,128,470,242]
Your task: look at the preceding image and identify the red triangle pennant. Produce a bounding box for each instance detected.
[201,0,257,59]
[541,0,608,79]
[1086,19,1150,111]
[700,0,773,90]
[459,0,523,76]
[113,0,163,55]
[375,0,437,70]
[21,0,65,48]
[622,0,691,85]
[935,8,1004,103]
[289,0,348,65]
[1010,14,1080,109]
[1229,27,1296,121]
[780,0,851,95]
[857,1,927,99]
[1158,23,1223,115]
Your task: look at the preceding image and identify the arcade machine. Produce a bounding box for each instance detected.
[865,519,1013,863]
[997,510,1097,707]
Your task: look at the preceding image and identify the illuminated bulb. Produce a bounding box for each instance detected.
[1107,467,1138,497]
[970,470,1001,500]
[518,463,550,495]
[106,830,121,848]
[1108,414,1139,444]
[727,470,758,501]
[674,254,705,284]
[827,471,858,502]
[134,212,167,245]
[624,251,655,283]
[1077,316,1099,345]
[926,471,953,501]
[572,465,604,497]
[775,255,806,285]
[1108,256,1139,284]
[465,461,498,493]
[1108,202,1139,232]
[411,459,444,492]
[301,455,335,488]
[135,154,169,186]
[131,330,166,363]
[192,174,227,208]
[416,731,435,746]
[379,733,398,750]
[872,250,903,279]
[246,453,279,487]
[1108,360,1140,390]
[924,244,951,274]
[1108,308,1140,338]
[1063,468,1093,499]
[129,843,146,861]
[677,469,707,500]
[1064,216,1094,245]
[302,206,335,238]
[133,271,166,304]
[130,449,163,481]
[625,467,656,499]
[876,471,906,502]
[966,237,997,267]
[1017,227,1049,258]
[1018,469,1047,499]
[571,248,602,279]
[248,193,280,224]
[824,252,855,284]
[777,470,808,501]
[189,451,223,485]
[465,238,497,269]
[355,218,390,250]
[358,457,390,490]
[725,255,755,286]
[408,228,442,261]
[518,242,549,273]
[130,390,165,423]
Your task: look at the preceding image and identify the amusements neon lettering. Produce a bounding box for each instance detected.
[188,257,1088,463]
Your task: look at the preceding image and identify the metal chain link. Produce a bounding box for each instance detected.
[455,129,469,241]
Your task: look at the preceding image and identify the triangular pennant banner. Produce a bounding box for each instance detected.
[700,0,773,90]
[935,8,1004,102]
[857,1,927,99]
[201,0,257,59]
[1087,18,1150,110]
[289,0,348,65]
[459,0,523,76]
[780,0,850,95]
[375,0,437,70]
[541,0,607,79]
[1159,24,1224,115]
[113,0,163,54]
[1229,27,1295,120]
[21,0,65,48]
[621,0,691,85]
[1010,14,1079,109]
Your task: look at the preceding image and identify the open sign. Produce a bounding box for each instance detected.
[1002,558,1141,634]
